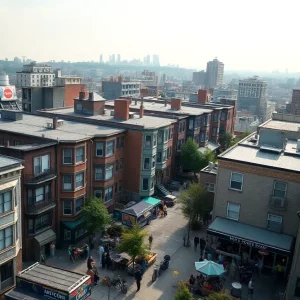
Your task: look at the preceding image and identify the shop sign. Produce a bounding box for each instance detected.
[70,279,91,300]
[229,236,267,250]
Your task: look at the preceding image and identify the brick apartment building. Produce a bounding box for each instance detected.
[0,93,181,259]
[208,112,300,299]
[0,155,23,296]
[290,89,300,115]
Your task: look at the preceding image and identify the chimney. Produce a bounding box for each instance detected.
[53,117,58,129]
[139,104,144,118]
[88,92,93,100]
[171,98,182,110]
[164,99,167,107]
[135,98,138,105]
[79,91,85,100]
[198,89,208,104]
[114,99,130,121]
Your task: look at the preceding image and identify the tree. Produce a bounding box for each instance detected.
[174,282,193,300]
[179,183,213,243]
[82,196,111,236]
[206,292,233,300]
[219,132,233,151]
[117,225,148,271]
[181,138,202,174]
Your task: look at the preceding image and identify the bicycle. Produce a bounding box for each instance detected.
[107,275,127,294]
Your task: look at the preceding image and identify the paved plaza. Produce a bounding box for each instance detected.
[24,203,287,300]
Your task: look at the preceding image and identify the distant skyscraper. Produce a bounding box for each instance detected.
[146,55,151,65]
[192,70,206,86]
[153,54,160,66]
[238,76,268,122]
[99,54,103,63]
[205,58,224,89]
[117,54,121,64]
[290,89,300,115]
[111,54,115,65]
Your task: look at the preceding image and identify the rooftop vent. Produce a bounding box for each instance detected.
[260,145,282,154]
[46,122,53,129]
[129,112,135,119]
[57,119,64,127]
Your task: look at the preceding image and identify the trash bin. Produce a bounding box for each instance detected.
[172,270,179,287]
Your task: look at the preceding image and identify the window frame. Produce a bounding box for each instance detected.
[226,202,240,221]
[272,181,287,199]
[62,175,73,191]
[95,166,104,181]
[75,172,84,189]
[267,213,282,232]
[0,226,13,251]
[105,165,114,180]
[34,154,50,175]
[145,135,152,148]
[104,186,113,203]
[94,190,103,199]
[75,197,84,214]
[106,140,115,157]
[63,200,72,216]
[142,178,149,191]
[0,190,13,215]
[63,149,73,165]
[205,182,215,193]
[230,172,243,191]
[143,157,150,170]
[76,147,85,163]
[96,142,104,157]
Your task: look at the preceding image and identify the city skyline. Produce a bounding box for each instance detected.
[1,0,300,72]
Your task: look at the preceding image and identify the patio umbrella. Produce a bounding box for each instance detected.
[195,260,225,277]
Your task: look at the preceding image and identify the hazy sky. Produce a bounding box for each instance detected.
[1,0,299,71]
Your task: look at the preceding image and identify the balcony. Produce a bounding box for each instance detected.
[269,195,287,211]
[25,169,57,185]
[26,195,56,215]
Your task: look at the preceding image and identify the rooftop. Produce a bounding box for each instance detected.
[0,113,124,142]
[18,263,89,293]
[201,162,218,175]
[262,119,300,132]
[105,99,213,116]
[41,107,177,130]
[0,155,23,171]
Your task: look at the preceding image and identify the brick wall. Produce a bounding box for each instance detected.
[65,84,87,107]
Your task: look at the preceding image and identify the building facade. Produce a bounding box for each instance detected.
[290,89,300,115]
[0,155,23,296]
[102,81,140,100]
[237,76,267,122]
[205,58,224,89]
[192,71,206,86]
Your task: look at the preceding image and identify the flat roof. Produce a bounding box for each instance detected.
[261,120,300,132]
[18,263,89,293]
[42,107,176,130]
[0,113,125,142]
[0,155,23,170]
[105,100,212,116]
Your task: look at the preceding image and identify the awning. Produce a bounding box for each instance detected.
[198,141,220,154]
[143,197,161,206]
[122,201,153,217]
[34,229,56,247]
[207,217,294,256]
[62,217,84,230]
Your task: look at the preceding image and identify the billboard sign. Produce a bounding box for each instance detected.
[0,86,17,101]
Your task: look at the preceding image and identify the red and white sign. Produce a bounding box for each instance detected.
[3,88,12,99]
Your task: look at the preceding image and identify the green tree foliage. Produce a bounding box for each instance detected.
[174,282,193,300]
[117,225,148,270]
[219,131,251,151]
[82,196,111,236]
[181,138,216,174]
[206,292,234,300]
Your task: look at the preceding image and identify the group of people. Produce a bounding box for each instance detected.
[68,244,90,262]
[158,203,168,217]
[87,255,100,285]
[188,273,222,294]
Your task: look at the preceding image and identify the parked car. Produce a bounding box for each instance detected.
[162,195,177,207]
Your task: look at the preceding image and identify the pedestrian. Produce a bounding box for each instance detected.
[106,253,112,270]
[68,245,74,263]
[135,268,142,292]
[87,256,94,270]
[163,204,168,217]
[207,252,212,261]
[50,241,55,258]
[98,245,104,264]
[101,252,106,269]
[149,234,153,249]
[218,253,225,264]
[84,244,90,260]
[257,257,263,276]
[194,235,200,251]
[248,278,254,299]
[276,261,285,281]
[199,237,206,258]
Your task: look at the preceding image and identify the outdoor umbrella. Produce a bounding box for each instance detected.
[194,260,225,277]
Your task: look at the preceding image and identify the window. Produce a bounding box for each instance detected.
[14,141,20,146]
[105,165,113,180]
[164,129,168,142]
[76,197,84,214]
[35,213,50,232]
[152,155,156,168]
[213,113,219,122]
[35,187,44,202]
[177,139,184,151]
[230,172,243,191]
[145,136,151,148]
[63,175,72,191]
[227,202,240,220]
[117,136,124,149]
[0,191,12,214]
[294,277,300,298]
[119,181,123,192]
[94,190,102,199]
[157,152,162,163]
[142,178,149,191]
[63,149,72,164]
[0,226,13,250]
[105,187,113,202]
[189,119,194,130]
[273,181,287,198]
[144,158,150,170]
[167,146,172,159]
[205,183,215,193]
[219,126,225,134]
[28,219,33,234]
[95,167,104,180]
[64,229,71,241]
[34,154,50,175]
[114,182,118,193]
[212,127,217,137]
[169,128,174,140]
[96,142,104,157]
[267,214,282,232]
[115,160,119,171]
[0,260,14,290]
[153,134,157,146]
[106,141,115,157]
[76,147,84,163]
[158,131,163,143]
[76,173,84,189]
[63,200,72,215]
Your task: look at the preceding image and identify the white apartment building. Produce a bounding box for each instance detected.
[206,58,224,89]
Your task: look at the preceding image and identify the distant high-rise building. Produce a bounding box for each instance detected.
[117,54,121,64]
[111,54,116,65]
[238,76,268,122]
[99,54,103,63]
[153,54,160,66]
[146,55,151,65]
[205,58,224,89]
[192,70,206,86]
[290,89,300,115]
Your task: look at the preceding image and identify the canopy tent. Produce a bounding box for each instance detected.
[143,197,161,206]
[122,201,153,217]
[195,260,225,277]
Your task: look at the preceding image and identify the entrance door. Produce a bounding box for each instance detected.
[156,170,163,185]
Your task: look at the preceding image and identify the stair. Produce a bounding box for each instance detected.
[156,184,171,197]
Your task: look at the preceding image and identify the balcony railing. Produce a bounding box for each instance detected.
[269,195,287,211]
[24,169,57,185]
[26,196,56,215]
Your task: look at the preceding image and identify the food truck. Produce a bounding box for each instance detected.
[6,263,92,300]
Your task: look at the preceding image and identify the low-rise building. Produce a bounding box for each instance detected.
[199,162,218,193]
[0,155,23,296]
[102,80,140,100]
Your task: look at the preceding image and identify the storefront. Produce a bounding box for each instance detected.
[6,262,91,300]
[207,217,294,274]
[33,229,56,262]
[61,217,87,244]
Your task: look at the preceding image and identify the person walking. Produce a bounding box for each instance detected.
[50,241,55,258]
[199,237,206,258]
[135,269,143,292]
[163,204,168,217]
[148,234,153,249]
[68,245,74,263]
[194,235,200,251]
[98,245,104,264]
[248,278,254,299]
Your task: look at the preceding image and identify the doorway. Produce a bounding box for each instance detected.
[156,170,163,185]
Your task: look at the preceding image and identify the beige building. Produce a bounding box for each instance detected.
[0,155,23,296]
[209,113,300,286]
